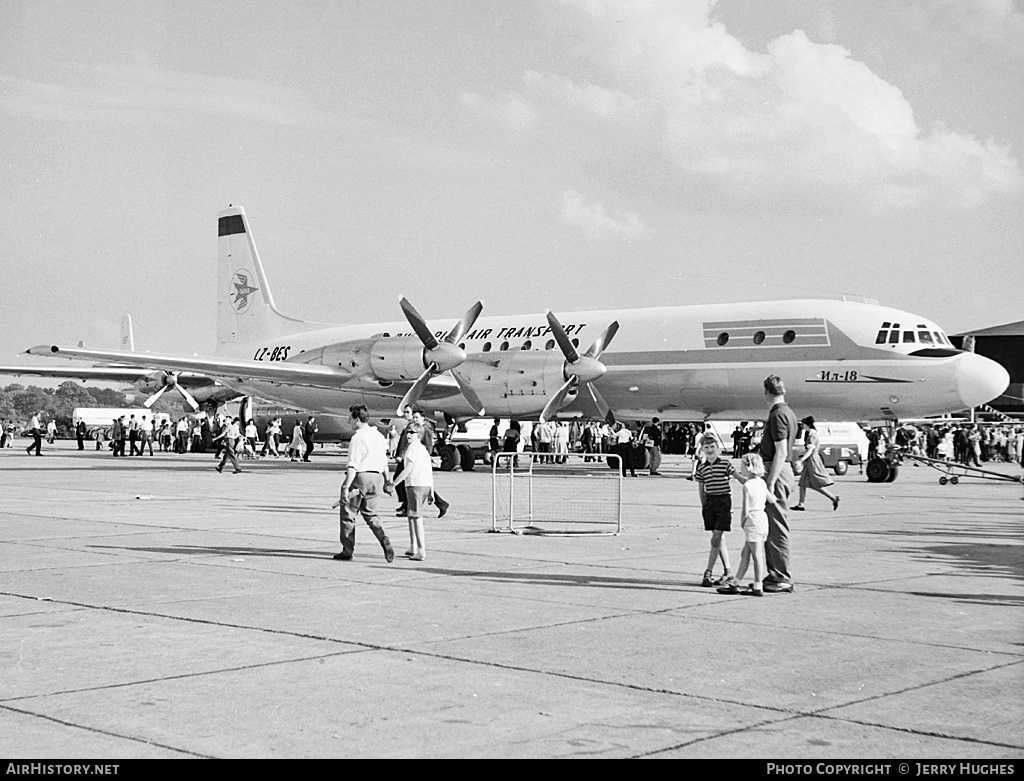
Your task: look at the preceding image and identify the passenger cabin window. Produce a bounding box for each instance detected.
[482,342,492,352]
[499,341,509,351]
[753,331,765,345]
[783,330,796,344]
[522,340,532,350]
[545,340,555,350]
[903,331,916,343]
[717,333,730,346]
[918,331,934,344]
[571,338,579,348]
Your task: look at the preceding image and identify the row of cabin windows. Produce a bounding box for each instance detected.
[381,333,580,352]
[470,338,579,353]
[715,330,797,347]
[874,323,950,346]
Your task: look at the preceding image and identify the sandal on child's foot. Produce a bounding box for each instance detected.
[716,582,741,595]
[792,505,805,511]
[701,570,714,588]
[740,584,764,597]
[404,549,416,558]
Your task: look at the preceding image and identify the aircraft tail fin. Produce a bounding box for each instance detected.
[216,206,309,354]
[120,314,135,351]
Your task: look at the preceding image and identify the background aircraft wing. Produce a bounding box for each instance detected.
[26,345,355,390]
[0,364,152,383]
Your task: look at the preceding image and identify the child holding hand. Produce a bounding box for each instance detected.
[717,453,773,596]
[695,435,735,587]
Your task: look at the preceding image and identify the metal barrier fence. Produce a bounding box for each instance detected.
[490,452,623,535]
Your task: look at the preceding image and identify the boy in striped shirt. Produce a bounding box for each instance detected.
[695,434,735,587]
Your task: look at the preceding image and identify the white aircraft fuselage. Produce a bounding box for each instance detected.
[28,206,1009,425]
[216,300,1003,422]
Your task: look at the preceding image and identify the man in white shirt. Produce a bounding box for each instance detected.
[333,405,394,562]
[26,412,43,456]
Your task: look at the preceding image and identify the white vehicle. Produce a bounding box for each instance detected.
[28,206,1009,481]
[73,408,170,439]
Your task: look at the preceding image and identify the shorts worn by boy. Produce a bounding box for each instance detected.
[696,456,735,531]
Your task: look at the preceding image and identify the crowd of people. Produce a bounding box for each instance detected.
[866,422,1024,467]
[6,390,1023,587]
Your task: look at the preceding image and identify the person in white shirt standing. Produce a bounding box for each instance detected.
[393,422,433,561]
[332,405,394,563]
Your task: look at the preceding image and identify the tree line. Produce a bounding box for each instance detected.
[0,382,177,437]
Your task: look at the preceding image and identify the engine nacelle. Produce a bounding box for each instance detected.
[289,336,437,382]
[450,350,568,417]
[369,336,430,381]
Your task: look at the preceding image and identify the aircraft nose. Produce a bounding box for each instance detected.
[957,352,1009,410]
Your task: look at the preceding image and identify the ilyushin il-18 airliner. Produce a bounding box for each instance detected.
[26,206,1008,434]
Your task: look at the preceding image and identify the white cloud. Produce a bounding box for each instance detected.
[488,1,1024,209]
[522,71,638,120]
[560,190,646,240]
[459,90,537,131]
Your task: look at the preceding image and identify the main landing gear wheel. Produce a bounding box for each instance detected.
[438,444,459,472]
[884,465,899,483]
[457,444,476,472]
[950,475,959,485]
[866,458,891,483]
[939,476,948,485]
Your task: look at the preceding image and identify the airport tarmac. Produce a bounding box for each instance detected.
[1,441,1022,759]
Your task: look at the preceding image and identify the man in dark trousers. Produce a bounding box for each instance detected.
[25,412,43,456]
[759,375,799,594]
[76,419,87,450]
[393,407,414,515]
[302,415,318,462]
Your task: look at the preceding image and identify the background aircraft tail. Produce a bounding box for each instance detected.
[217,206,311,354]
[120,314,135,351]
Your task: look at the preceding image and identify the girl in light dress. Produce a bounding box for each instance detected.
[717,453,773,597]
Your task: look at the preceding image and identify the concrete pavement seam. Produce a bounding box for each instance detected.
[0,702,213,758]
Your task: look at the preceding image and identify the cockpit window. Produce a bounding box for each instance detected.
[918,331,933,344]
[876,330,887,345]
[935,332,947,345]
[888,330,899,344]
[902,331,916,343]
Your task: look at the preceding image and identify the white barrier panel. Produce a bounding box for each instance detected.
[491,452,623,535]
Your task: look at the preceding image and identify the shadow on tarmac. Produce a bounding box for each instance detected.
[88,543,328,560]
[418,566,690,592]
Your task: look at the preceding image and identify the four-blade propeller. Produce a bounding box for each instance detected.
[396,297,486,416]
[143,371,200,412]
[539,311,618,423]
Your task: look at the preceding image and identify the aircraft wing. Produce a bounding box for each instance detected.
[26,345,355,390]
[0,364,153,383]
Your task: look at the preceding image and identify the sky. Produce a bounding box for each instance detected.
[1,0,1022,369]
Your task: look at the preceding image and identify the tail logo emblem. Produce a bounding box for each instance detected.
[231,269,259,313]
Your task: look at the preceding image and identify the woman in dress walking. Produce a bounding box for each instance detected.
[792,416,840,511]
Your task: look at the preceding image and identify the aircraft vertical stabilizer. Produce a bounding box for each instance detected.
[120,314,135,351]
[216,206,308,354]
